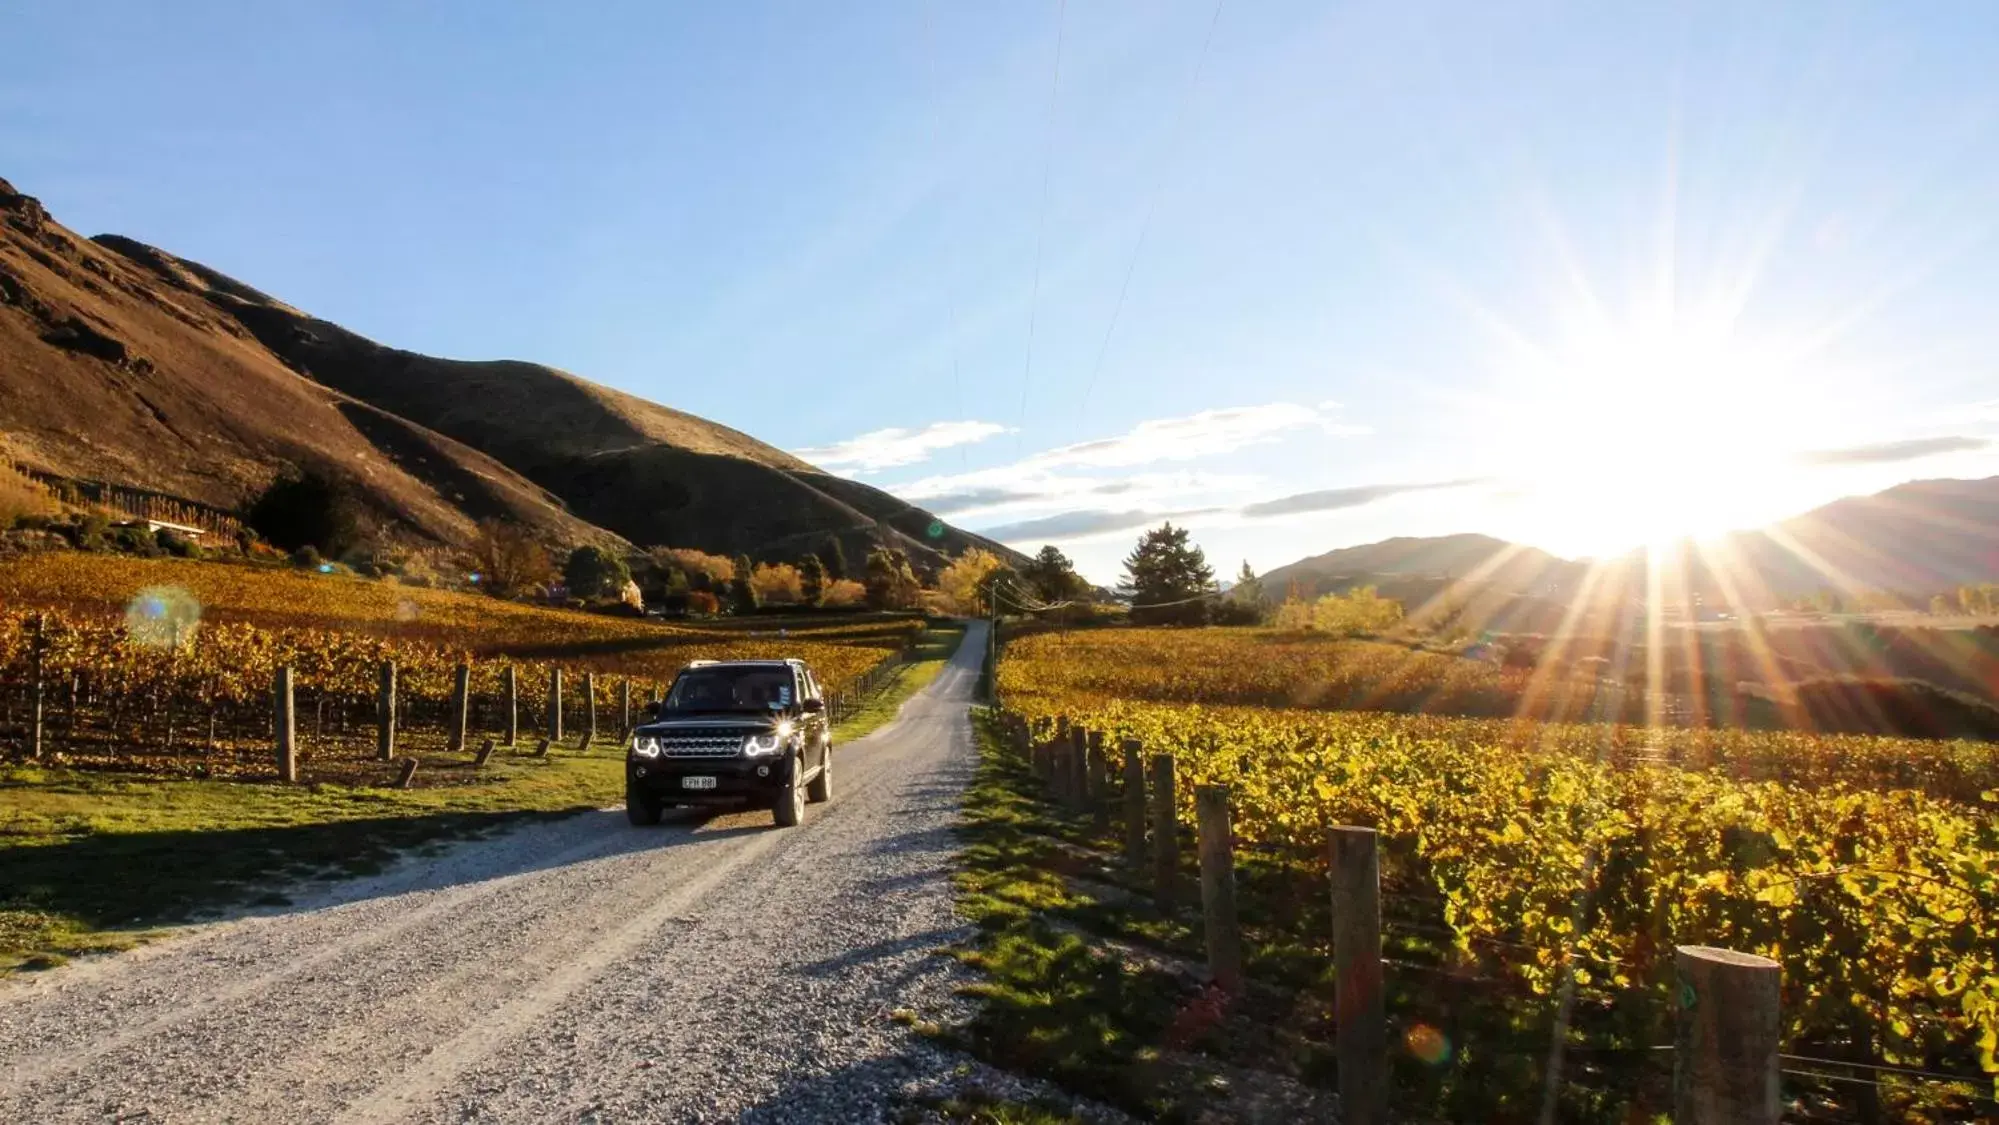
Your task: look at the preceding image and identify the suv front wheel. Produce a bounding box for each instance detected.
[773,759,805,827]
[626,783,663,827]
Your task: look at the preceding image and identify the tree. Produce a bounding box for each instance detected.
[1118,522,1215,625]
[247,469,365,558]
[1211,561,1266,625]
[473,520,556,597]
[731,553,761,613]
[864,546,922,611]
[563,545,631,600]
[1020,544,1089,605]
[750,562,804,604]
[823,536,850,581]
[798,553,828,607]
[937,549,1009,616]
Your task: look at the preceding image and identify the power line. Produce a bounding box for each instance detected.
[1078,0,1226,417]
[1014,0,1068,455]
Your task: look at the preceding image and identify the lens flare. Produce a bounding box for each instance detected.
[925,520,945,540]
[124,586,202,649]
[1404,1023,1452,1066]
[394,598,421,622]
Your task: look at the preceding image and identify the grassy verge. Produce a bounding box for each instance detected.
[0,753,623,973]
[944,710,1342,1123]
[831,620,966,743]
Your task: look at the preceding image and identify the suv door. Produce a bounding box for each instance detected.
[801,667,828,770]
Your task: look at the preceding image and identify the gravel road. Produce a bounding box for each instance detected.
[0,622,1013,1124]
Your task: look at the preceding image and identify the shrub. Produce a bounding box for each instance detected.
[155,527,204,559]
[291,544,324,570]
[0,462,53,525]
[686,590,721,615]
[248,469,366,557]
[563,545,632,601]
[824,579,866,608]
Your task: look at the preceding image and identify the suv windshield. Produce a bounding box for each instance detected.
[664,666,796,714]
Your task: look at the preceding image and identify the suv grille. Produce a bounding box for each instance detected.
[659,735,744,758]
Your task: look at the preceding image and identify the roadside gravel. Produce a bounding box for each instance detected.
[0,621,1073,1123]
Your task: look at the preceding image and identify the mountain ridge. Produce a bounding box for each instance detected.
[0,174,1017,570]
[1262,475,1999,610]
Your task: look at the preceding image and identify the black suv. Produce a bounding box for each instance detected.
[626,658,832,828]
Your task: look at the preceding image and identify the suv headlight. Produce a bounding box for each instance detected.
[741,732,784,757]
[631,736,661,758]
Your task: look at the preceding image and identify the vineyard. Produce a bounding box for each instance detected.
[0,556,923,784]
[992,627,1999,1121]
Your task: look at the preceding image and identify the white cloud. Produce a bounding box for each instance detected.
[794,420,1010,472]
[1021,403,1366,471]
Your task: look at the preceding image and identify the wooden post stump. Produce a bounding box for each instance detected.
[533,737,553,758]
[1121,738,1147,867]
[1330,826,1386,1125]
[394,757,420,789]
[1674,946,1782,1125]
[274,666,298,783]
[1150,754,1178,914]
[1195,785,1243,992]
[473,738,496,767]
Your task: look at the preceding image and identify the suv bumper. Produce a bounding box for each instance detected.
[627,756,790,804]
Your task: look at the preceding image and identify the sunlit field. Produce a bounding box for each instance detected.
[995,625,1999,1119]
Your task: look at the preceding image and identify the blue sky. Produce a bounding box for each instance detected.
[7,1,1998,581]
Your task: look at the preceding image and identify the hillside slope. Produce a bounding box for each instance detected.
[0,178,609,549]
[1261,478,1999,614]
[90,234,1014,569]
[1,175,1011,568]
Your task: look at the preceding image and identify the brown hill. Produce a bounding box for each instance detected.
[0,175,1012,569]
[1261,478,1999,618]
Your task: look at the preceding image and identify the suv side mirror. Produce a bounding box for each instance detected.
[800,698,824,714]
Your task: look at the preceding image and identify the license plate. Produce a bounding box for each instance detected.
[681,776,717,790]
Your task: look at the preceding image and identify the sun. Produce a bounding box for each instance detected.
[1485,316,1823,558]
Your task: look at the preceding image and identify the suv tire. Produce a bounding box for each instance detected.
[773,759,805,828]
[626,783,663,827]
[806,747,832,803]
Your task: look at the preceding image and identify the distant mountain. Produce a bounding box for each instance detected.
[0,175,1015,569]
[1260,533,1587,600]
[1261,477,1999,617]
[1664,476,1999,603]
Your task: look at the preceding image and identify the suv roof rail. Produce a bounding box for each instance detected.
[686,659,719,667]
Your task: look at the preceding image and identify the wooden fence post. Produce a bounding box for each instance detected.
[274,666,297,783]
[1195,785,1243,992]
[1151,754,1178,914]
[1122,738,1147,868]
[1674,946,1782,1125]
[548,667,563,741]
[377,660,397,761]
[503,665,518,747]
[448,663,471,752]
[1088,730,1111,832]
[28,612,45,760]
[582,671,597,749]
[620,678,632,735]
[1067,726,1089,811]
[1330,826,1386,1125]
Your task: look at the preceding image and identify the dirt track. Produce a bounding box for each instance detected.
[0,623,994,1124]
